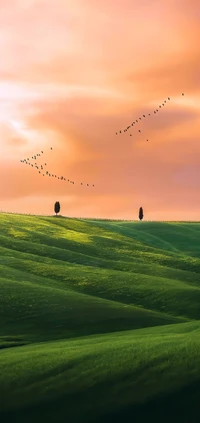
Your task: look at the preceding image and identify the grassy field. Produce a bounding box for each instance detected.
[0,212,200,422]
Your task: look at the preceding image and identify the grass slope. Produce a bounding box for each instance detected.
[0,213,200,422]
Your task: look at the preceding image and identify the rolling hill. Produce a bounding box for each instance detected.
[0,213,200,422]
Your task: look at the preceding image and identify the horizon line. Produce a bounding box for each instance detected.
[0,211,199,223]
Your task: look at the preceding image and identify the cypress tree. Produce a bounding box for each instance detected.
[139,207,144,221]
[54,201,60,216]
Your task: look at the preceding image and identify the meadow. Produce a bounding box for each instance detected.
[0,212,200,422]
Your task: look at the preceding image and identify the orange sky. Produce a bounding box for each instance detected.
[1,0,200,220]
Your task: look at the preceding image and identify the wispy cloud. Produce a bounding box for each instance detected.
[0,0,200,219]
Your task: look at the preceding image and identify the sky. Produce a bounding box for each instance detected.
[0,0,200,220]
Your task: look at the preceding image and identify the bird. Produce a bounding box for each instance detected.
[115,92,186,141]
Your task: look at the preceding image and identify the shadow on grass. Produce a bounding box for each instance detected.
[94,378,200,423]
[1,378,200,423]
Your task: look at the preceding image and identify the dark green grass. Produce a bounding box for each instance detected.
[1,322,200,422]
[1,273,182,343]
[0,212,200,422]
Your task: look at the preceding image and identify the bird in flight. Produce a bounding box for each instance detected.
[20,146,95,189]
[115,92,185,144]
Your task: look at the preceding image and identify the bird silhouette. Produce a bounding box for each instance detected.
[115,92,186,142]
[20,146,95,189]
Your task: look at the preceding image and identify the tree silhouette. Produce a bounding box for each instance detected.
[54,201,60,216]
[139,207,144,221]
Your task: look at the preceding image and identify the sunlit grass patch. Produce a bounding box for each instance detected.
[0,212,200,422]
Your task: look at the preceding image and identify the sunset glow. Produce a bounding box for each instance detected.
[1,0,200,220]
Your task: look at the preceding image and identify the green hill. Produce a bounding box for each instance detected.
[0,213,200,422]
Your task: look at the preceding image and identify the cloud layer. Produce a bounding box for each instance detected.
[0,0,200,219]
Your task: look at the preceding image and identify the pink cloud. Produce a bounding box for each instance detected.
[0,0,200,219]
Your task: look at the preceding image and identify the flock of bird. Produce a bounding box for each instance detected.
[115,93,185,141]
[20,93,185,187]
[20,147,95,187]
